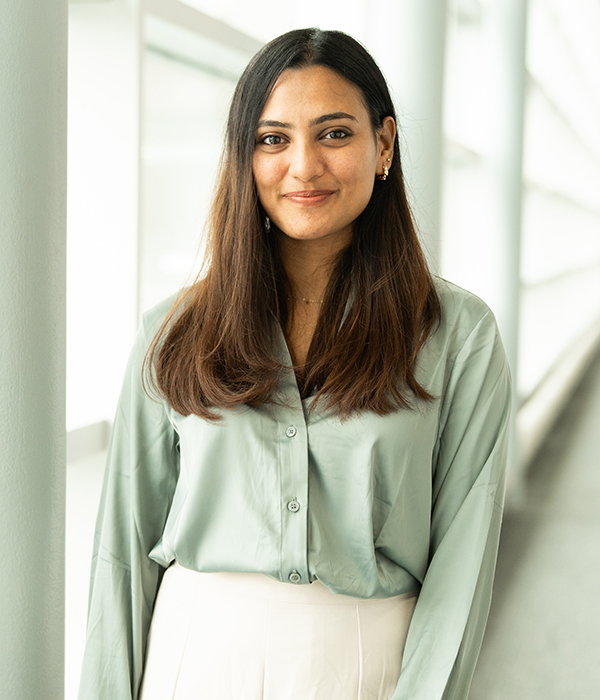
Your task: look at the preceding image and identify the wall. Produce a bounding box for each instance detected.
[0,1,68,698]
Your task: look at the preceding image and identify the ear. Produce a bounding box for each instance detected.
[377,116,396,167]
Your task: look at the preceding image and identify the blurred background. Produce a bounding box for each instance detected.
[65,0,600,698]
[3,0,599,698]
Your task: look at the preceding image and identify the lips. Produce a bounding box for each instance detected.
[284,190,335,197]
[283,189,335,205]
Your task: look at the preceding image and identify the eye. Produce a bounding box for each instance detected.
[323,129,350,140]
[258,134,284,146]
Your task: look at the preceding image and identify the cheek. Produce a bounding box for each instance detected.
[335,149,376,190]
[339,162,375,206]
[253,158,283,199]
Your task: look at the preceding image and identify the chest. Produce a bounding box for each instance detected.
[171,385,441,512]
[285,303,321,367]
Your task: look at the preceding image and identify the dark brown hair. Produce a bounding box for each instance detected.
[146,28,441,419]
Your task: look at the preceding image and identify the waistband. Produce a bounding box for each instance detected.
[166,561,419,606]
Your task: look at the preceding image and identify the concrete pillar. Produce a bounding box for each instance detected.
[373,0,449,271]
[0,2,68,699]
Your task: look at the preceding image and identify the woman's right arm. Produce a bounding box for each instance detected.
[77,308,180,700]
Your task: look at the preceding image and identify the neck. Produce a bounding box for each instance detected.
[276,226,351,302]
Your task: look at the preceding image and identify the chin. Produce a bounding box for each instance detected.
[283,230,335,242]
[277,221,352,243]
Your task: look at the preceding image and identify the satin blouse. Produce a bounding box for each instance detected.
[77,277,511,700]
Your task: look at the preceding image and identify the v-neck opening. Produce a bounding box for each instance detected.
[271,284,355,410]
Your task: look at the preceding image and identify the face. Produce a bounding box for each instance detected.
[252,65,395,248]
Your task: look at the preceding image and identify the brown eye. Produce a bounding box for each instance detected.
[260,135,283,146]
[323,130,350,140]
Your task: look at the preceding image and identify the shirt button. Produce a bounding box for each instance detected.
[289,570,301,584]
[287,499,300,512]
[285,425,297,438]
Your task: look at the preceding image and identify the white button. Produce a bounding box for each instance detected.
[289,570,301,583]
[285,425,297,438]
[287,499,300,512]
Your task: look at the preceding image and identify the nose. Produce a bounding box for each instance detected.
[287,139,325,182]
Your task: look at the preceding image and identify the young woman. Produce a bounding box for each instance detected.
[78,28,511,700]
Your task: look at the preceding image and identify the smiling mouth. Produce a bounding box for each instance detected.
[284,190,335,198]
[283,190,336,205]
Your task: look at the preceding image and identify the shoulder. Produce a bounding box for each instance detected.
[123,290,192,372]
[139,288,194,344]
[426,277,503,363]
[434,276,498,337]
[433,277,493,329]
[139,292,181,339]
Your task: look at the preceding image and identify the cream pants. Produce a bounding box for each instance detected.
[139,561,417,700]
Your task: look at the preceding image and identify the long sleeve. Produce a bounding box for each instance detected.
[391,308,512,700]
[77,311,180,700]
[75,281,510,699]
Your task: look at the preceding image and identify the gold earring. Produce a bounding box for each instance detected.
[376,165,389,181]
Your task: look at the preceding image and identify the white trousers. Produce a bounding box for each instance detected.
[139,562,417,700]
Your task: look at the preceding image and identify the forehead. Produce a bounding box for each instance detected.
[259,65,369,122]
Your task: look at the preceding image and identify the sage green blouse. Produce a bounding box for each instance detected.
[77,278,511,700]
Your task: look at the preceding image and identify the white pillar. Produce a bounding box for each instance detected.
[373,0,449,271]
[481,0,528,488]
[0,2,68,699]
[481,0,528,378]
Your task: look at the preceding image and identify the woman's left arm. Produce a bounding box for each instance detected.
[392,308,512,700]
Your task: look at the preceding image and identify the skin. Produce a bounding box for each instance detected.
[252,65,396,366]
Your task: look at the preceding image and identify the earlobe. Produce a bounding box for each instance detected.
[376,157,391,181]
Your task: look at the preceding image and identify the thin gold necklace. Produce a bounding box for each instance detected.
[287,295,324,304]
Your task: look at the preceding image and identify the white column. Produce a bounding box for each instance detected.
[373,0,449,271]
[481,0,528,487]
[480,0,528,375]
[0,2,68,699]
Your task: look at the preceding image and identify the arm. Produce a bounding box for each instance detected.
[77,311,180,700]
[392,309,511,700]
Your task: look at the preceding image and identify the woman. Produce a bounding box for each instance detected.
[78,28,511,700]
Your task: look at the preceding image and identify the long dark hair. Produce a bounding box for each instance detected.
[146,28,441,419]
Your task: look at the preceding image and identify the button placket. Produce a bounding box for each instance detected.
[277,390,309,586]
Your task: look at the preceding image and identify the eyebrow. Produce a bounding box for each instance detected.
[256,112,358,129]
